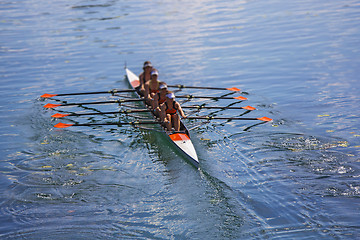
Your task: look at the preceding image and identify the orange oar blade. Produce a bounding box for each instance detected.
[54,122,73,128]
[43,103,62,108]
[41,93,58,98]
[257,117,272,122]
[242,106,256,111]
[233,96,247,100]
[226,87,241,92]
[51,113,70,118]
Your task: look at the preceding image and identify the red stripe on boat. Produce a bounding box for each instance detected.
[169,133,190,141]
[131,80,140,88]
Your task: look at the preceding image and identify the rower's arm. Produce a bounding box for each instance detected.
[144,82,150,99]
[140,75,147,93]
[138,73,144,85]
[152,94,159,109]
[160,103,167,121]
[176,102,186,118]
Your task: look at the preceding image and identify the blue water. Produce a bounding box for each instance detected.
[1,0,359,239]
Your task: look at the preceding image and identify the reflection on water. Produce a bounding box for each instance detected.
[1,0,359,239]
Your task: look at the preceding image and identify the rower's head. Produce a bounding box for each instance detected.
[159,82,168,92]
[166,91,175,102]
[143,61,153,72]
[151,69,159,80]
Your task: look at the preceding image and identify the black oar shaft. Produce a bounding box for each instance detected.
[186,116,258,120]
[44,99,145,109]
[63,99,143,106]
[186,116,272,121]
[182,106,247,110]
[67,109,150,117]
[42,89,135,98]
[75,121,158,126]
[168,85,223,90]
[176,95,245,100]
[54,120,159,128]
[167,85,240,91]
[57,89,135,96]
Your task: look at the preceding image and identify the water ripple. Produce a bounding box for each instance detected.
[1,0,359,238]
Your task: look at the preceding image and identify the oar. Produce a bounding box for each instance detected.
[41,89,136,98]
[176,95,247,100]
[186,116,272,121]
[43,99,144,109]
[182,105,256,110]
[54,120,159,128]
[52,109,151,118]
[168,85,241,92]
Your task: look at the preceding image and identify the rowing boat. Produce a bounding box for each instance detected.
[43,69,271,166]
[125,68,199,168]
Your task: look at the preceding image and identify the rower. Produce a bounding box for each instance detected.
[144,69,160,104]
[138,61,153,96]
[152,82,168,117]
[160,91,186,132]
